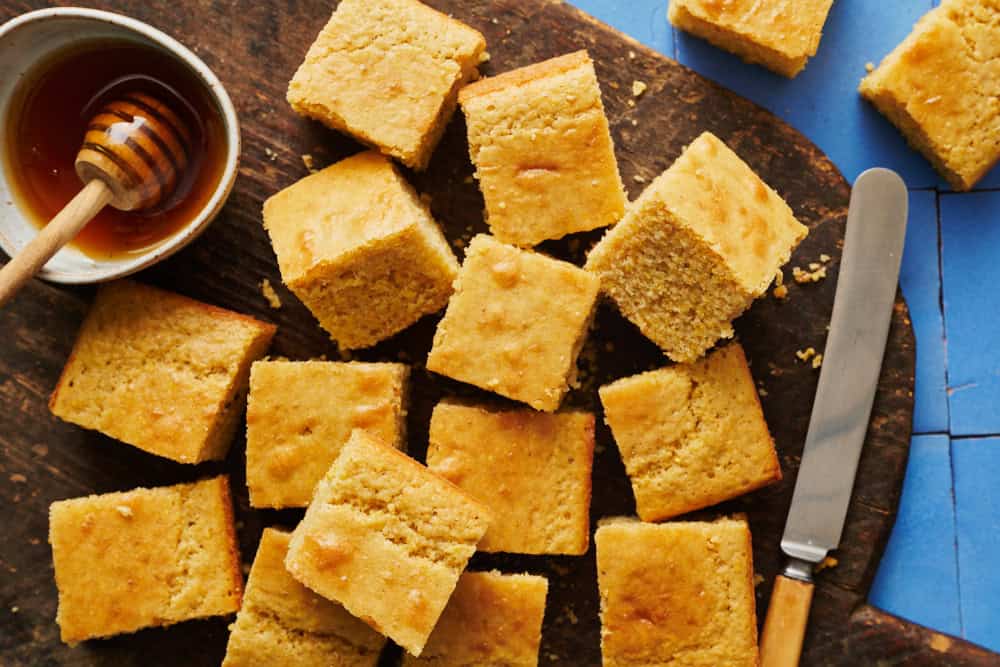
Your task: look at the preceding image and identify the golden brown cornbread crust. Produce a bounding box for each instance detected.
[223,528,385,667]
[599,344,780,522]
[287,0,485,170]
[49,281,276,463]
[859,0,1000,190]
[262,151,458,349]
[285,430,491,657]
[668,0,834,77]
[458,51,626,247]
[427,235,599,411]
[458,50,590,102]
[427,400,595,555]
[586,132,806,362]
[50,476,243,645]
[595,517,759,666]
[245,360,409,508]
[402,570,549,667]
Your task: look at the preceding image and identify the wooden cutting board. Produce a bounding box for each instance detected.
[0,1,995,665]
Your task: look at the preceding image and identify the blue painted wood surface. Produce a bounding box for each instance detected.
[571,0,998,649]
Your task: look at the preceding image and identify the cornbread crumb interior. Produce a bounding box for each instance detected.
[586,132,807,362]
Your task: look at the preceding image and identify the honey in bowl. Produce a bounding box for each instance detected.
[4,39,227,260]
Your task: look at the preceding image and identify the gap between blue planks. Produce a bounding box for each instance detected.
[870,434,961,636]
[941,191,1000,436]
[953,436,1000,652]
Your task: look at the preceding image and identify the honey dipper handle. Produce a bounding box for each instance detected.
[0,179,113,307]
[760,575,814,667]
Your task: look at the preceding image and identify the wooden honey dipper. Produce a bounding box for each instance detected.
[0,92,191,306]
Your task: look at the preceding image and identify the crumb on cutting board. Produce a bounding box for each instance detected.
[632,80,648,97]
[260,279,282,309]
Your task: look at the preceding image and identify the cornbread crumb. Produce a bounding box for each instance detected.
[287,0,486,170]
[631,80,648,96]
[427,401,594,554]
[301,153,318,172]
[263,151,458,350]
[815,555,839,572]
[458,51,626,246]
[859,0,1000,190]
[813,353,824,369]
[596,517,759,666]
[223,529,385,666]
[820,253,832,262]
[753,573,765,587]
[260,278,282,309]
[402,571,548,666]
[599,344,780,522]
[865,61,875,73]
[792,264,827,283]
[427,235,599,411]
[632,174,646,183]
[668,0,834,77]
[265,147,278,162]
[773,284,789,300]
[49,281,276,464]
[586,132,807,362]
[796,347,817,362]
[285,431,490,657]
[246,360,408,508]
[50,476,242,645]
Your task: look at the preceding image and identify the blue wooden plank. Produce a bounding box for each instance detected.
[870,434,961,636]
[671,0,940,188]
[940,191,1000,435]
[900,191,949,434]
[571,0,674,57]
[953,436,1000,651]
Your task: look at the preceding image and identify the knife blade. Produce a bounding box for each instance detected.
[760,167,908,667]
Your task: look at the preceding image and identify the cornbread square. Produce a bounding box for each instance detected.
[427,401,595,554]
[599,344,780,522]
[287,0,486,170]
[402,571,548,667]
[285,430,491,657]
[49,281,276,463]
[263,151,459,349]
[595,517,759,666]
[859,0,1000,191]
[668,0,834,78]
[427,235,599,411]
[586,132,807,363]
[223,528,386,667]
[49,476,242,645]
[458,50,626,246]
[246,360,408,508]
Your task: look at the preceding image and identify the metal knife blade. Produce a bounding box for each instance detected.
[780,167,908,570]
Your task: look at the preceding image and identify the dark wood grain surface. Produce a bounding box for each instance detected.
[0,1,982,665]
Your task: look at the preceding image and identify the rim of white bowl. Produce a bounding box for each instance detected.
[0,7,241,284]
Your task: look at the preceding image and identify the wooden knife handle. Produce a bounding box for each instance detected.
[760,575,815,667]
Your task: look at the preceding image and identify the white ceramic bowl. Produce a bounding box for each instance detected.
[0,8,240,284]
